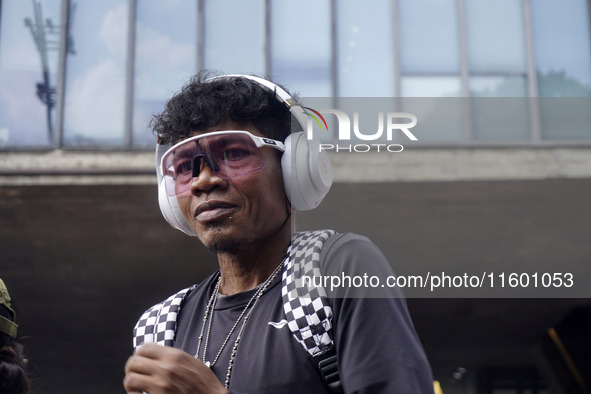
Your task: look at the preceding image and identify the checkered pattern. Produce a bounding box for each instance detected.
[133,285,196,348]
[282,229,336,357]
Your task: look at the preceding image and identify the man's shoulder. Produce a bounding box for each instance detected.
[321,231,382,262]
[132,272,218,348]
[295,230,374,253]
[317,231,400,298]
[294,230,384,273]
[323,231,373,248]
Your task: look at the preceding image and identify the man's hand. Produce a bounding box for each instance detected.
[124,343,228,394]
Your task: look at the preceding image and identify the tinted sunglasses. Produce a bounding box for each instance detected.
[160,130,285,196]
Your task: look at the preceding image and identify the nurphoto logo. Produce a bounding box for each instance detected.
[304,107,418,153]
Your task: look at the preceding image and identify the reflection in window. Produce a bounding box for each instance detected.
[204,0,264,75]
[470,77,527,98]
[133,0,197,148]
[470,77,530,141]
[0,0,62,148]
[271,0,331,97]
[539,98,591,140]
[465,0,526,74]
[398,0,459,74]
[465,0,529,143]
[531,0,591,139]
[62,0,129,147]
[531,0,591,97]
[337,0,395,96]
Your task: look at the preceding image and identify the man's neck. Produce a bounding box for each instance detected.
[216,227,291,295]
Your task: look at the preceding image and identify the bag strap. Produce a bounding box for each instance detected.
[282,229,342,393]
[133,285,196,348]
[315,348,342,393]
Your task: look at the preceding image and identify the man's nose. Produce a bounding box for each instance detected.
[192,154,219,178]
[189,157,226,194]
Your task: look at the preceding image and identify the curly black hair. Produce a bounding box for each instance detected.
[150,71,300,145]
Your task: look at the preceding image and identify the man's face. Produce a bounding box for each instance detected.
[176,121,290,252]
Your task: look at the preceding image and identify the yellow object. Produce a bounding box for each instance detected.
[548,327,589,393]
[433,380,443,394]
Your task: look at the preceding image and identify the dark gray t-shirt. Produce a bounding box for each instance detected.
[174,233,434,393]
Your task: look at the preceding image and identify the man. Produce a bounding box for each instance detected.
[124,73,434,393]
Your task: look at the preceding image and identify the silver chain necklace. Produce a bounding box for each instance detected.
[194,258,285,388]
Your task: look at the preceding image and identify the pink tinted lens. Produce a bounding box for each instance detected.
[163,133,266,196]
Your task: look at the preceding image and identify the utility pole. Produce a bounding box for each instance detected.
[24,0,70,142]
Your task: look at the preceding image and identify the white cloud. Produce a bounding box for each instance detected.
[99,3,129,60]
[134,22,195,99]
[64,59,125,140]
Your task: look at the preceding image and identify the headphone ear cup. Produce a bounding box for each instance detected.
[158,179,196,236]
[282,132,332,210]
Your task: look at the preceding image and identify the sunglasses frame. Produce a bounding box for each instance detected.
[160,130,286,194]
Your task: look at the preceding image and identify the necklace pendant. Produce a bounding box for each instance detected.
[204,361,211,368]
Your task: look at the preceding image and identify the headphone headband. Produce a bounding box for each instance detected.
[203,74,310,133]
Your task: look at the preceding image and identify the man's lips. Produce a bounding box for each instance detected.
[194,201,238,222]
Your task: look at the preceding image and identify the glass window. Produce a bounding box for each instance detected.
[531,0,591,97]
[133,0,197,148]
[470,76,527,98]
[465,0,527,74]
[400,77,464,142]
[0,0,62,148]
[337,0,395,97]
[62,0,129,147]
[538,98,591,140]
[470,77,530,142]
[531,0,591,139]
[470,98,531,142]
[398,0,460,74]
[271,0,331,97]
[204,0,265,75]
[401,76,461,97]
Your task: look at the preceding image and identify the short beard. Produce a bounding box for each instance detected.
[202,225,242,253]
[207,238,241,253]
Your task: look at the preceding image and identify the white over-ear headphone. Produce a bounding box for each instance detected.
[156,74,333,236]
